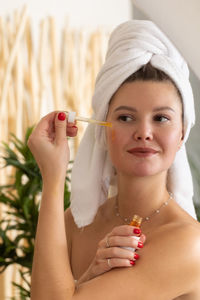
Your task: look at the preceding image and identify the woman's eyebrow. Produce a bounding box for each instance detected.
[113,105,175,113]
[114,106,137,112]
[153,106,175,113]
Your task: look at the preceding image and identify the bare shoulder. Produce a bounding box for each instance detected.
[169,218,200,299]
[168,216,200,254]
[174,218,200,272]
[150,216,200,299]
[138,216,200,298]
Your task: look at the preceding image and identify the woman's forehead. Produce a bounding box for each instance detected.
[108,80,182,111]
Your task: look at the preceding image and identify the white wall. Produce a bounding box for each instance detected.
[0,0,132,29]
[132,0,200,81]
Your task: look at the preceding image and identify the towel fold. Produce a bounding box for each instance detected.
[70,20,196,228]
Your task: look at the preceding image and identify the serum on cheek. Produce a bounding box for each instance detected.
[111,128,116,142]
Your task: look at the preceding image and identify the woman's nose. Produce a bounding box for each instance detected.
[133,123,153,141]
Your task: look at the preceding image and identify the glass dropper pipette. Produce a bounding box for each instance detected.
[65,111,112,127]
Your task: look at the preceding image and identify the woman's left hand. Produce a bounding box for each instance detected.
[27,111,78,180]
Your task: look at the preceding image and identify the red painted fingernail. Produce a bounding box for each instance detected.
[130,260,135,266]
[58,112,66,121]
[133,228,141,235]
[138,242,143,248]
[134,253,140,260]
[72,125,77,129]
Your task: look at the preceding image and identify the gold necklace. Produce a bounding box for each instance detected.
[115,192,173,223]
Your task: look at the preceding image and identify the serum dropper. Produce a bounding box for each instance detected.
[65,111,112,127]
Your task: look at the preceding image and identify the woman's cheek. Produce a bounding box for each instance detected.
[107,127,117,150]
[107,127,125,159]
[166,129,183,151]
[161,129,183,166]
[111,128,116,142]
[109,127,123,145]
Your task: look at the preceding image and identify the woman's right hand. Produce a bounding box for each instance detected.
[27,111,78,180]
[76,225,146,286]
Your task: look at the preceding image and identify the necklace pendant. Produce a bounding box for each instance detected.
[156,209,160,213]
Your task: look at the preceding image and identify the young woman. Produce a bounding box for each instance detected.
[28,21,200,300]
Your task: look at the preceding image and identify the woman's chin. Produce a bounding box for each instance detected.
[120,166,162,178]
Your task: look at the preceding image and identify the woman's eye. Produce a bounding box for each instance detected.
[117,115,133,122]
[154,115,170,122]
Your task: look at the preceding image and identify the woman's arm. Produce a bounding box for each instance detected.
[29,111,78,299]
[31,177,75,299]
[29,111,146,299]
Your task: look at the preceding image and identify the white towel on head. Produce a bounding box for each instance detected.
[70,20,197,228]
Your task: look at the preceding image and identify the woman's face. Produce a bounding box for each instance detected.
[106,80,183,177]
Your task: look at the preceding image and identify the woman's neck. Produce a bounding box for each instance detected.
[116,171,170,222]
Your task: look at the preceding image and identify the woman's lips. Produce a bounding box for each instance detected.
[127,147,158,157]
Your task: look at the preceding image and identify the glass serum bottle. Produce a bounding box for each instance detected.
[122,214,143,252]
